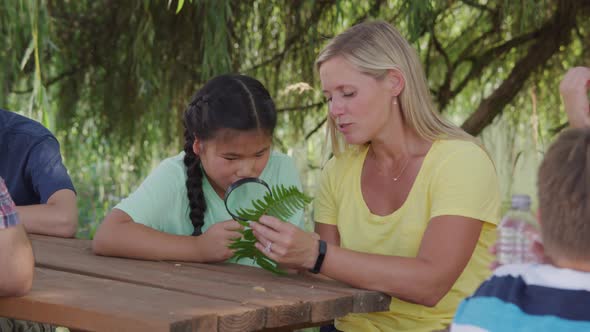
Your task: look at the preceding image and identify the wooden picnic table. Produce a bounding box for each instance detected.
[0,235,391,332]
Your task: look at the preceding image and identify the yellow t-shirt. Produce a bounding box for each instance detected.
[314,139,500,332]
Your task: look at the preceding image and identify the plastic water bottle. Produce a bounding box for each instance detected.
[497,194,541,265]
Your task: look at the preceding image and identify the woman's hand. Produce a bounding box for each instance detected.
[251,215,319,270]
[198,220,243,262]
[559,67,590,128]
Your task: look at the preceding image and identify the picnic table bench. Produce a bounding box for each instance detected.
[0,235,391,331]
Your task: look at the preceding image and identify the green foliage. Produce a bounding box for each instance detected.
[229,185,312,275]
[234,185,313,223]
[402,0,435,42]
[1,0,589,239]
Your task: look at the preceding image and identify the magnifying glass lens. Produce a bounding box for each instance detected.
[224,178,272,223]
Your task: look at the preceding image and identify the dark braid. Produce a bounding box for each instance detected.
[183,132,205,235]
[182,75,277,236]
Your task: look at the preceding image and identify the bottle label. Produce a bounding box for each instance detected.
[497,218,541,265]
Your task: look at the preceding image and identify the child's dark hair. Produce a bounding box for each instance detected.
[183,74,277,235]
[538,127,590,261]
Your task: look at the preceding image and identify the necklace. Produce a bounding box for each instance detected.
[372,151,410,181]
[392,158,409,181]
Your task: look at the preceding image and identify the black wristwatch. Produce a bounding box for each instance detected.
[309,239,327,274]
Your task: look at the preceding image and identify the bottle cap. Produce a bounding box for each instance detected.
[511,194,531,210]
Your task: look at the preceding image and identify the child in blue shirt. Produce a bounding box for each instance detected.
[0,109,77,237]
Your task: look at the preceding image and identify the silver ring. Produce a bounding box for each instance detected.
[265,242,273,252]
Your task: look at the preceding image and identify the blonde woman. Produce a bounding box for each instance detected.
[251,21,500,332]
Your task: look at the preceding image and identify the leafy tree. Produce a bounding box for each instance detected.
[2,0,589,234]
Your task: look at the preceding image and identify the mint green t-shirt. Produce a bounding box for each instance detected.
[115,151,306,266]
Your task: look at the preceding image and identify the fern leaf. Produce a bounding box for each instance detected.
[228,184,312,275]
[235,185,312,221]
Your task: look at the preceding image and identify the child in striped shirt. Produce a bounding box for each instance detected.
[452,128,590,332]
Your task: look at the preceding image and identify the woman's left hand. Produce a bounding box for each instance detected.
[251,215,319,270]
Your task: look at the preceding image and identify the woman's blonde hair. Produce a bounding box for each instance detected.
[316,20,476,155]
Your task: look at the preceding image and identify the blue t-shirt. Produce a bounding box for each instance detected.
[0,109,75,205]
[452,263,590,332]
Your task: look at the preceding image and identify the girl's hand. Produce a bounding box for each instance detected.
[198,220,243,262]
[251,215,320,270]
[559,67,590,128]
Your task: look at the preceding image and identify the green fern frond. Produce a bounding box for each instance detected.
[228,184,312,275]
[235,184,312,221]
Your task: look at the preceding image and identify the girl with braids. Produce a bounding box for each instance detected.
[92,74,305,265]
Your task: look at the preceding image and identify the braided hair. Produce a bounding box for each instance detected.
[183,75,277,235]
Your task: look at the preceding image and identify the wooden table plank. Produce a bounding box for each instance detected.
[30,235,390,314]
[30,236,367,327]
[0,268,264,332]
[185,261,391,315]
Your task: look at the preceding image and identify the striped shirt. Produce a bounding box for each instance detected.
[0,177,19,229]
[452,263,590,332]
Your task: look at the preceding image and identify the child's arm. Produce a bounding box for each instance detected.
[0,224,34,296]
[16,189,77,238]
[92,209,242,263]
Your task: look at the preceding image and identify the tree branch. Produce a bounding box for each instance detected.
[305,116,327,140]
[461,0,584,135]
[10,66,81,94]
[352,0,385,26]
[243,0,333,73]
[441,29,541,109]
[432,28,454,110]
[277,101,324,113]
[425,35,433,77]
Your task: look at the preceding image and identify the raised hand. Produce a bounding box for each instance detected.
[559,67,590,128]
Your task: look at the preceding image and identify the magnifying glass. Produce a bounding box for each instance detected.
[223,177,273,224]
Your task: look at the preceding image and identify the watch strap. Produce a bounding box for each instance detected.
[309,239,327,274]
